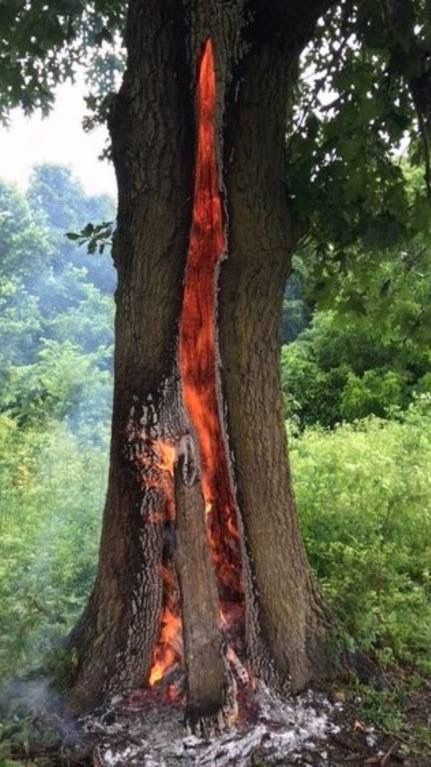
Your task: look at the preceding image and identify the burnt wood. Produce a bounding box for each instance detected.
[174,436,233,733]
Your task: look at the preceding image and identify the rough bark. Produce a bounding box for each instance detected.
[174,437,233,734]
[67,0,193,713]
[67,0,335,716]
[220,24,331,693]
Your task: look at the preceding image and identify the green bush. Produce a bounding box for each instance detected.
[0,417,108,679]
[281,310,430,428]
[340,369,408,421]
[1,339,112,428]
[290,396,431,672]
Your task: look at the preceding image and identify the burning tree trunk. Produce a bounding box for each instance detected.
[67,0,332,726]
[174,437,235,734]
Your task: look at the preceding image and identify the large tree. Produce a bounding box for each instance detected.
[2,0,430,729]
[66,2,337,726]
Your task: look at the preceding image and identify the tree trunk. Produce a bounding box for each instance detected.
[67,0,332,718]
[220,30,330,693]
[66,0,194,713]
[174,437,234,734]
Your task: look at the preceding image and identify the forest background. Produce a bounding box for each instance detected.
[0,159,430,756]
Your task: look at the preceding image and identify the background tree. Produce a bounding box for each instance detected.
[0,167,115,690]
[28,164,116,291]
[282,166,431,427]
[0,170,114,430]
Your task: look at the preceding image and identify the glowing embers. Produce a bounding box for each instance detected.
[179,38,244,637]
[148,565,182,698]
[125,410,183,695]
[129,37,246,699]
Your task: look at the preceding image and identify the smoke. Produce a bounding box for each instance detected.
[1,677,61,720]
[0,676,83,756]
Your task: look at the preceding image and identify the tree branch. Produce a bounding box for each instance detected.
[410,75,431,197]
[381,0,431,196]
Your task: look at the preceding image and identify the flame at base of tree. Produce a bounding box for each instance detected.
[123,428,182,690]
[148,564,182,697]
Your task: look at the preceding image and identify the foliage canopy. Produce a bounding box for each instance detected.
[1,0,431,264]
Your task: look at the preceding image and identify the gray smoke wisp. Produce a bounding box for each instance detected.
[0,676,84,754]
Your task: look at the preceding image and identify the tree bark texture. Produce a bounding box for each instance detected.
[220,25,331,693]
[68,0,333,716]
[67,0,194,713]
[174,437,234,734]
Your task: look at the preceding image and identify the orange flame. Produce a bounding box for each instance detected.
[179,38,244,634]
[147,37,245,693]
[126,426,182,688]
[157,442,176,476]
[148,604,182,687]
[146,456,182,689]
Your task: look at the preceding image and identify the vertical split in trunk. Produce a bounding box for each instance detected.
[178,38,245,648]
[143,39,245,728]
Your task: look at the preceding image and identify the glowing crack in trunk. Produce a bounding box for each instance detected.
[179,37,244,618]
[147,37,245,693]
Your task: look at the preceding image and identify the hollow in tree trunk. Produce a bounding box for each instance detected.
[67,0,333,726]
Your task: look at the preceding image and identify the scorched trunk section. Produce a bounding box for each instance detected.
[174,438,234,734]
[66,0,332,723]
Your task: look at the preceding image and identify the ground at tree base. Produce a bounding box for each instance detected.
[2,679,430,767]
[83,684,431,767]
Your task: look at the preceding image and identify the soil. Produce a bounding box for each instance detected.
[317,681,431,767]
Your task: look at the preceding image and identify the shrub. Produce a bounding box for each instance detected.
[0,418,108,679]
[290,396,431,672]
[281,311,430,428]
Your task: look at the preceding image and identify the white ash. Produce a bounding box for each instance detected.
[366,732,378,748]
[82,685,340,767]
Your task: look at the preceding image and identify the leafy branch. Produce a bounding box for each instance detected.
[66,221,115,255]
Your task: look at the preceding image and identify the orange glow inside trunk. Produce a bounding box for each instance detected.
[148,37,244,691]
[179,37,243,606]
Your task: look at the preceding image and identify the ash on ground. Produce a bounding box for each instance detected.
[81,685,340,767]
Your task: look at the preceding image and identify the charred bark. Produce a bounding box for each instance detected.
[66,0,193,713]
[67,0,334,717]
[174,436,234,734]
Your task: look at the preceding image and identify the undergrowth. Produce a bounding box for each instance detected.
[290,396,431,675]
[0,416,108,680]
[1,398,430,680]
